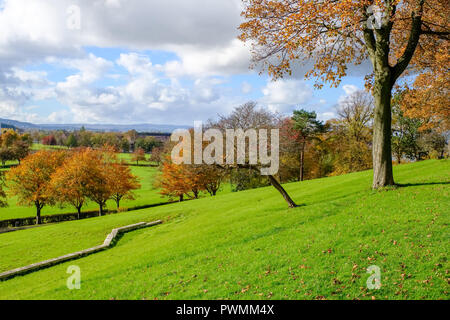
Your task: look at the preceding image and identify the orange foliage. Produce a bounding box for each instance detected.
[108,161,141,210]
[239,0,449,87]
[400,44,450,131]
[156,157,191,201]
[132,148,146,165]
[6,150,68,224]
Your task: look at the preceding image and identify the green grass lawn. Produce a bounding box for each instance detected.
[31,143,69,151]
[117,152,155,166]
[0,159,448,300]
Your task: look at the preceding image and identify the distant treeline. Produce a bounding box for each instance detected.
[33,127,165,153]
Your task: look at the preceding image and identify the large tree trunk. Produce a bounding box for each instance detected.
[36,206,42,225]
[267,175,298,208]
[364,1,424,189]
[99,203,104,216]
[372,69,395,189]
[77,206,82,220]
[299,140,305,182]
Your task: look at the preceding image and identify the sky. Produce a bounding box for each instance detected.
[0,0,370,126]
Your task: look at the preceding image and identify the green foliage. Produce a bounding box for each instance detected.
[292,109,324,138]
[418,132,448,159]
[230,168,269,192]
[135,136,162,153]
[0,129,31,166]
[65,134,78,148]
[392,103,424,162]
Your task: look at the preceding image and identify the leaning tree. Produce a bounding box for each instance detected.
[239,0,449,188]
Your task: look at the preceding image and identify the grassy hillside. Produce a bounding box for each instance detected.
[0,160,448,300]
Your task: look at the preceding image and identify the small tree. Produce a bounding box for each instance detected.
[120,138,130,153]
[418,132,447,159]
[199,165,225,196]
[156,157,191,202]
[108,162,141,210]
[215,102,298,208]
[0,147,13,167]
[0,129,19,147]
[66,134,78,148]
[392,97,423,162]
[42,135,57,146]
[11,140,30,164]
[49,149,91,219]
[81,148,114,216]
[6,150,67,224]
[132,148,146,165]
[0,172,7,208]
[292,110,324,181]
[150,147,163,165]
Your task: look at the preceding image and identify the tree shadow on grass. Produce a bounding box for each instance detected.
[397,181,450,188]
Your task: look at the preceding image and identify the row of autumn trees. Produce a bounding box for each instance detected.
[155,96,448,205]
[156,160,226,202]
[3,147,140,224]
[0,129,32,166]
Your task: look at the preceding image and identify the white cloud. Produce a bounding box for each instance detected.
[241,81,252,94]
[0,0,255,124]
[0,0,356,125]
[164,39,252,77]
[337,84,361,108]
[56,54,113,90]
[342,84,359,96]
[117,53,155,75]
[261,79,313,113]
[104,0,122,9]
[318,112,336,121]
[0,0,248,75]
[35,52,244,124]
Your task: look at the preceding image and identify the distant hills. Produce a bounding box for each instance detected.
[0,118,189,133]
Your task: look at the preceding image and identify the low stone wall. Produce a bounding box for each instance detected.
[0,220,162,281]
[0,210,106,229]
[0,201,173,229]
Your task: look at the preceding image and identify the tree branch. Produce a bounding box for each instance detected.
[391,0,425,82]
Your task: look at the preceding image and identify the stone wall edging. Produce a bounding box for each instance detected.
[0,220,162,281]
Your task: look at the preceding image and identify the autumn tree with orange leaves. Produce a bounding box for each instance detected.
[6,150,68,224]
[132,148,146,165]
[156,157,191,202]
[79,148,116,216]
[400,53,449,131]
[50,150,90,219]
[239,0,449,189]
[108,161,141,210]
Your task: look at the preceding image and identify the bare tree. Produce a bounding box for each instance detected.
[337,90,374,142]
[213,102,298,208]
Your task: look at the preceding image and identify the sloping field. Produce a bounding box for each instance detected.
[0,160,448,300]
